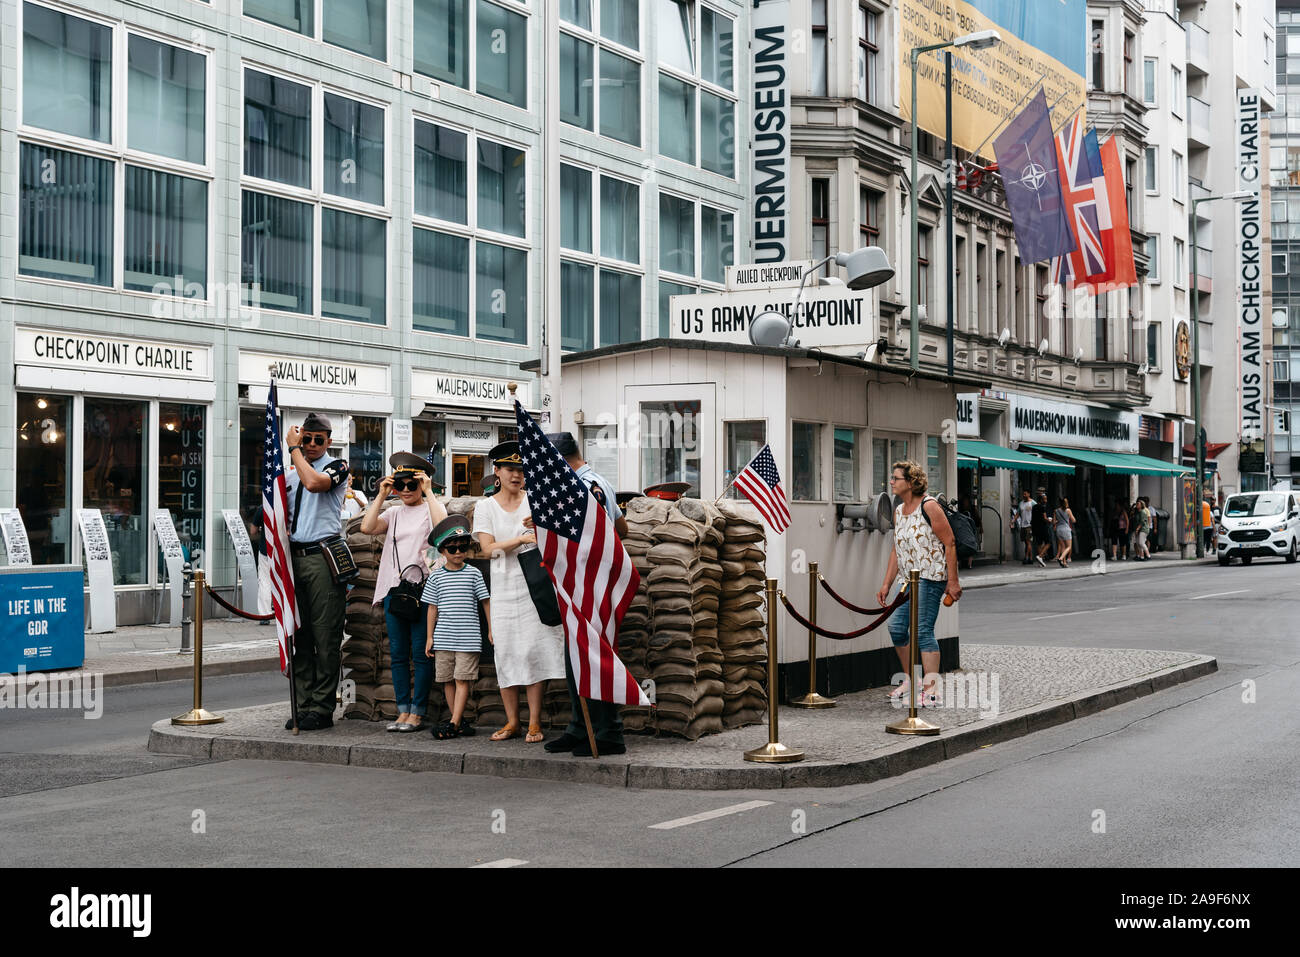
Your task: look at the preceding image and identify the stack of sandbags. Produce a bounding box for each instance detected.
[715,500,769,729]
[616,497,667,732]
[675,498,727,739]
[644,504,708,738]
[342,514,396,720]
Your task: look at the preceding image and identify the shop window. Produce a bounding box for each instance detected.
[349,416,387,502]
[22,3,112,142]
[926,435,943,499]
[791,422,822,501]
[411,420,449,489]
[83,398,148,586]
[19,144,114,287]
[158,404,205,564]
[238,407,266,544]
[583,424,619,483]
[640,400,702,491]
[15,393,73,565]
[834,428,858,502]
[324,93,384,205]
[127,35,206,164]
[725,421,767,499]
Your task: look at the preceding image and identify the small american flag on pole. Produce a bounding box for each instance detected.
[515,401,649,706]
[733,444,792,533]
[262,380,299,676]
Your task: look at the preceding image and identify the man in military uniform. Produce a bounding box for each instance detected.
[541,432,630,756]
[284,413,350,731]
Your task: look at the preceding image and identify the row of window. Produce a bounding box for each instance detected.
[1143,145,1185,201]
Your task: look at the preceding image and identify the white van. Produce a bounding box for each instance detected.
[1216,491,1300,565]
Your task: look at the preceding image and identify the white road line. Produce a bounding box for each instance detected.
[472,858,528,868]
[648,800,774,830]
[1028,606,1121,621]
[1188,589,1251,601]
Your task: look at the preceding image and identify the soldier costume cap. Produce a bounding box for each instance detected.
[644,481,692,501]
[301,412,333,434]
[545,431,580,456]
[489,440,523,469]
[480,474,500,496]
[429,515,474,550]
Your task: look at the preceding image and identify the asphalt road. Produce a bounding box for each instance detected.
[1,559,1296,869]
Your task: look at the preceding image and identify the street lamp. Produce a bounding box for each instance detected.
[908,30,1001,372]
[1189,189,1252,557]
[748,247,894,348]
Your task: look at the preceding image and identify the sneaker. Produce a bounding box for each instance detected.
[1035,555,1047,567]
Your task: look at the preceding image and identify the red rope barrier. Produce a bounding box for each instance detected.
[817,573,894,615]
[778,589,907,640]
[204,584,275,621]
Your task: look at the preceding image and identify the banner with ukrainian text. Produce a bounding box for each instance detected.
[899,0,1086,159]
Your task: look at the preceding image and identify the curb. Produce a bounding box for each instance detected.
[14,655,282,694]
[147,654,1218,790]
[961,556,1213,591]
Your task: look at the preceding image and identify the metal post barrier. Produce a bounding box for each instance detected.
[744,579,805,763]
[172,569,224,726]
[179,564,193,654]
[791,561,835,709]
[886,570,940,736]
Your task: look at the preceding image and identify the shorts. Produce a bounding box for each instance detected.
[1034,529,1052,547]
[435,651,480,683]
[1136,531,1148,548]
[1056,528,1072,542]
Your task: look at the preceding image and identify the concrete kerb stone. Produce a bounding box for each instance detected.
[146,652,1218,791]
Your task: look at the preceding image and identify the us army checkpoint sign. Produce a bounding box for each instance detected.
[668,285,877,348]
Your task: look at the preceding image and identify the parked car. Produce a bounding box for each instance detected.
[1216,492,1300,566]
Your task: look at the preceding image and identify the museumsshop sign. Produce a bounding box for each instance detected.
[1008,395,1138,453]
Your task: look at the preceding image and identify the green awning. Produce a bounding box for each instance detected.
[956,439,1076,474]
[1020,444,1193,477]
[957,454,978,470]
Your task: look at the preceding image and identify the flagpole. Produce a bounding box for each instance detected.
[712,471,740,506]
[577,697,599,759]
[966,77,1046,162]
[270,365,300,736]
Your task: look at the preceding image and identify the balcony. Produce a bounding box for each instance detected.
[1187,95,1211,148]
[1185,20,1210,76]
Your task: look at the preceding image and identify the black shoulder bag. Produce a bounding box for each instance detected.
[384,508,426,621]
[517,548,562,627]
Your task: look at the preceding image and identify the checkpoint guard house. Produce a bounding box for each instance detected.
[527,263,991,696]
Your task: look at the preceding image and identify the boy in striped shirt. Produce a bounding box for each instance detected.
[424,516,491,740]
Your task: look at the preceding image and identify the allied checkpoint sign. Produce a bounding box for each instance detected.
[0,566,85,674]
[669,285,878,349]
[899,0,1087,156]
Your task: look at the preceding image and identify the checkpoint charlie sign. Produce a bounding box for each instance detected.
[668,285,877,348]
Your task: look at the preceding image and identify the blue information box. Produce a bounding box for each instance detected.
[0,566,85,673]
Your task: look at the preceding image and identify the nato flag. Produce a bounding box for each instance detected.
[994,89,1077,264]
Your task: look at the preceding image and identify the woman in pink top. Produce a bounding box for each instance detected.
[361,452,448,732]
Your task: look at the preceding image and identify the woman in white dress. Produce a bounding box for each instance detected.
[473,441,564,743]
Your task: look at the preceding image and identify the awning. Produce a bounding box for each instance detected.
[956,439,1076,474]
[1181,441,1231,459]
[957,454,978,470]
[1020,444,1193,477]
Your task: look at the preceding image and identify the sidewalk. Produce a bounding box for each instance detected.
[960,549,1209,590]
[148,644,1217,790]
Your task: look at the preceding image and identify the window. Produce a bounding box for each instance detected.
[242,70,388,324]
[656,1,736,176]
[1172,151,1184,201]
[659,279,695,336]
[926,435,943,499]
[660,193,695,277]
[158,404,205,563]
[1145,147,1158,192]
[560,167,645,349]
[583,424,619,481]
[19,8,210,298]
[1147,322,1160,371]
[857,4,881,105]
[859,185,881,245]
[411,419,449,489]
[244,0,386,61]
[412,120,527,341]
[834,428,858,502]
[655,191,734,333]
[1094,290,1108,360]
[1171,66,1183,116]
[640,400,701,491]
[810,0,828,96]
[348,415,386,502]
[918,226,932,307]
[1146,235,1159,282]
[724,421,767,499]
[1035,265,1049,343]
[1123,31,1134,97]
[1174,238,1186,287]
[791,423,822,501]
[15,393,73,565]
[560,32,594,129]
[1143,57,1157,105]
[811,178,830,263]
[1090,18,1105,91]
[84,398,149,586]
[872,436,909,495]
[601,49,642,146]
[413,0,526,108]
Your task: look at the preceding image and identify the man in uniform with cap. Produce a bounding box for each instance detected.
[284,413,350,730]
[540,432,631,756]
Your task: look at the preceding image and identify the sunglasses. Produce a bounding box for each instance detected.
[442,542,472,554]
[302,434,329,446]
[393,478,420,492]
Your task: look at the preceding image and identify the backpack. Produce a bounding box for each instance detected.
[921,496,980,563]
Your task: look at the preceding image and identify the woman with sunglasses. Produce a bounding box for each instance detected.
[362,452,449,732]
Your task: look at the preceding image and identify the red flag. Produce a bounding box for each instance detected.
[733,444,792,533]
[514,402,649,706]
[1082,137,1137,290]
[261,380,299,676]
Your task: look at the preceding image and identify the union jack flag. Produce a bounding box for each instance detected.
[1050,116,1108,286]
[262,380,298,676]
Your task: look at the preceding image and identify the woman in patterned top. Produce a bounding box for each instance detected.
[875,460,963,706]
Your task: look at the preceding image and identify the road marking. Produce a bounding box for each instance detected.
[1188,589,1251,601]
[1028,606,1120,621]
[648,800,774,830]
[472,858,528,868]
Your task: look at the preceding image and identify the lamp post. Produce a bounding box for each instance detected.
[1189,190,1251,557]
[909,30,1001,372]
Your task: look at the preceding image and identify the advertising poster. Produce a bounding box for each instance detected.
[0,568,85,673]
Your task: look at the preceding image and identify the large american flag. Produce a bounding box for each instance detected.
[733,444,792,533]
[515,402,649,706]
[1050,116,1108,286]
[262,380,298,676]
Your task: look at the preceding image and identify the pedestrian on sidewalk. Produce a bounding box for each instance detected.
[362,452,447,733]
[1135,498,1152,560]
[1017,489,1035,565]
[1054,497,1076,567]
[1032,492,1053,567]
[876,461,962,707]
[424,515,489,740]
[1108,498,1129,561]
[1202,495,1216,553]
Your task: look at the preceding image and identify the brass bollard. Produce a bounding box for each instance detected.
[172,569,225,726]
[792,561,835,708]
[744,579,805,763]
[886,570,939,736]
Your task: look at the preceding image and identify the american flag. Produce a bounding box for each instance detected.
[262,380,298,676]
[733,444,792,533]
[1050,116,1108,286]
[514,401,649,706]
